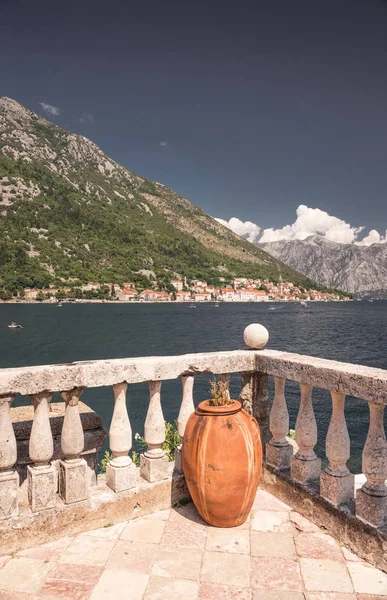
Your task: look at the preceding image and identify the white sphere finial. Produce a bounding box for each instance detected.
[243,323,269,349]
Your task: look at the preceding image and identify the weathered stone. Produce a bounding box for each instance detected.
[266,442,293,471]
[291,456,321,486]
[1,349,387,404]
[320,471,354,506]
[27,464,56,512]
[0,469,19,520]
[174,445,183,473]
[106,462,139,492]
[11,401,103,440]
[356,488,387,528]
[59,458,88,504]
[240,371,270,451]
[140,454,169,483]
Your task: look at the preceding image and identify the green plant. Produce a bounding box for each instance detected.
[135,420,180,462]
[99,421,181,473]
[207,378,233,407]
[172,497,191,508]
[99,450,114,474]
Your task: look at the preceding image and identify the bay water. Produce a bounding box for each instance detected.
[1,300,386,472]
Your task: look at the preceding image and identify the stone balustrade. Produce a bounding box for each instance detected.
[0,326,387,536]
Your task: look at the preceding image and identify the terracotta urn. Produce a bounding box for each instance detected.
[182,399,262,527]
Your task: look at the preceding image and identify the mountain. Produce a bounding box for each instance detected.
[0,97,315,293]
[260,235,387,295]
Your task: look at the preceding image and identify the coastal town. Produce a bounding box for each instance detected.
[4,275,350,303]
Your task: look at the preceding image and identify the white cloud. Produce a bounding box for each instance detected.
[159,141,169,147]
[215,205,387,247]
[259,205,364,244]
[39,102,60,116]
[215,217,261,243]
[79,112,94,124]
[355,229,387,246]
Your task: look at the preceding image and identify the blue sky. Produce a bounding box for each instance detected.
[1,0,387,243]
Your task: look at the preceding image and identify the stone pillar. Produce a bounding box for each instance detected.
[140,381,169,483]
[320,392,354,506]
[106,383,138,492]
[240,371,270,454]
[175,375,195,473]
[27,392,56,512]
[219,373,231,399]
[266,376,292,470]
[0,394,19,520]
[356,401,387,528]
[59,387,88,504]
[291,384,321,486]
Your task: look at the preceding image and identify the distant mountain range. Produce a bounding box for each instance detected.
[260,235,387,296]
[0,97,313,292]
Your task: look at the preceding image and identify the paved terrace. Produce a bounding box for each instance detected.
[1,488,386,600]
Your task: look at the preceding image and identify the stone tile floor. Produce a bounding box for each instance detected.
[1,489,387,599]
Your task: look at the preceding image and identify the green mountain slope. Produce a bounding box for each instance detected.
[0,97,315,292]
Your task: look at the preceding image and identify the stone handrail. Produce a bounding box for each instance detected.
[0,324,386,534]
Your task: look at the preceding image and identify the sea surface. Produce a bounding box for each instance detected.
[1,300,386,473]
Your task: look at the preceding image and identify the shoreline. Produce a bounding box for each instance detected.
[0,299,353,305]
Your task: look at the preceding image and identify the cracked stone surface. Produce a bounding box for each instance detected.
[0,488,386,599]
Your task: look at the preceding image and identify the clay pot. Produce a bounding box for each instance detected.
[182,399,262,527]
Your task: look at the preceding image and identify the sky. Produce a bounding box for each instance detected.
[1,0,387,245]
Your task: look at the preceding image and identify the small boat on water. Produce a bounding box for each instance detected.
[299,301,308,308]
[58,302,62,307]
[190,304,196,308]
[8,321,23,329]
[214,303,219,307]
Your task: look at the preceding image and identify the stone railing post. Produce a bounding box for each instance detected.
[240,371,270,453]
[59,387,88,504]
[266,376,292,470]
[28,392,56,512]
[291,384,321,486]
[320,392,354,506]
[106,383,137,492]
[219,373,231,399]
[175,375,194,473]
[0,394,19,520]
[140,381,169,483]
[356,401,387,527]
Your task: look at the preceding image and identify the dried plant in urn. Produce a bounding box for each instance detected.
[207,378,232,406]
[182,375,262,528]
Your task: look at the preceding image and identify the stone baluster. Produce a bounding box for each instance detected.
[320,392,354,506]
[27,392,56,512]
[356,401,387,528]
[59,387,88,504]
[291,384,321,486]
[219,373,231,399]
[240,371,270,453]
[266,376,292,470]
[175,375,195,473]
[0,394,19,520]
[140,381,169,483]
[106,383,138,492]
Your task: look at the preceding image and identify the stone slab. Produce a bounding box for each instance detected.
[106,461,139,492]
[291,456,321,486]
[356,488,387,528]
[266,442,292,470]
[59,458,88,504]
[0,469,19,520]
[140,453,169,483]
[320,471,355,507]
[0,467,189,557]
[27,464,56,512]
